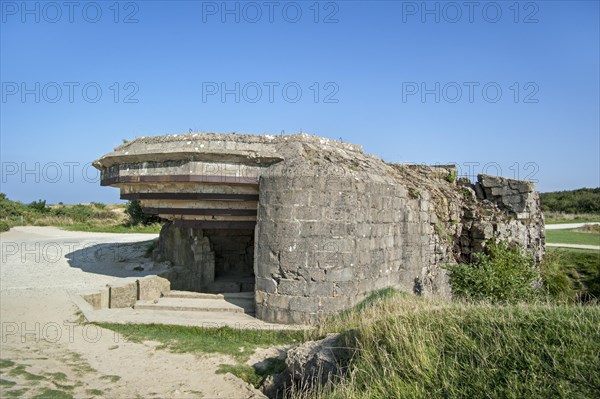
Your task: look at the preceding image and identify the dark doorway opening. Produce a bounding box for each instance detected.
[202,229,255,293]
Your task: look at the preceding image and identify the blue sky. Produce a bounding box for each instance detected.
[1,0,599,204]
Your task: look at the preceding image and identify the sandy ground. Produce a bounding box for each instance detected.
[0,226,264,398]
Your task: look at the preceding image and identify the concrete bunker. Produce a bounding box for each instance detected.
[94,133,545,325]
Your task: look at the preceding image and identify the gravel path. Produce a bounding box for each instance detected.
[545,243,600,250]
[0,226,264,398]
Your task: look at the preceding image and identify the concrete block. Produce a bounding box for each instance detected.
[81,288,109,310]
[137,276,170,301]
[289,296,319,312]
[256,277,277,294]
[358,250,371,266]
[109,282,137,308]
[301,221,326,237]
[333,281,357,297]
[306,268,326,282]
[265,293,292,309]
[288,310,307,324]
[278,279,304,296]
[280,246,307,265]
[323,207,351,223]
[306,282,334,297]
[325,267,354,282]
[273,308,292,324]
[328,222,355,237]
[255,290,266,305]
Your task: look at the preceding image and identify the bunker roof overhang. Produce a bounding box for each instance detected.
[93,133,291,229]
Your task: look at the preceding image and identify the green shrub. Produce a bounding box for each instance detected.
[27,199,48,213]
[0,193,28,218]
[52,204,95,223]
[445,170,457,183]
[445,240,538,303]
[540,187,600,214]
[0,220,9,232]
[92,209,119,221]
[124,200,162,226]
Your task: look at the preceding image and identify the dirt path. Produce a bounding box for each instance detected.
[0,227,264,398]
[545,243,600,250]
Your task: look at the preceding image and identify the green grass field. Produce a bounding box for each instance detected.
[542,247,600,301]
[96,292,600,399]
[545,227,600,246]
[322,294,600,399]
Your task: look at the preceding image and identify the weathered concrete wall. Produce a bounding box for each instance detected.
[95,133,545,324]
[250,140,544,324]
[82,276,170,309]
[155,222,215,292]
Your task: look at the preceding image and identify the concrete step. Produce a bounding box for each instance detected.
[164,290,224,300]
[223,292,255,300]
[135,297,255,314]
[164,290,255,300]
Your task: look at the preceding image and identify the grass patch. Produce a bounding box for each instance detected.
[217,364,263,387]
[0,378,16,386]
[351,287,397,313]
[51,382,78,391]
[48,372,67,382]
[61,352,96,376]
[31,388,73,399]
[62,223,161,234]
[329,287,400,332]
[542,248,600,301]
[8,365,46,381]
[145,240,158,257]
[546,227,600,246]
[217,357,287,388]
[86,389,104,396]
[0,359,15,369]
[545,213,600,224]
[99,375,121,383]
[316,293,600,399]
[3,388,29,398]
[96,323,306,361]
